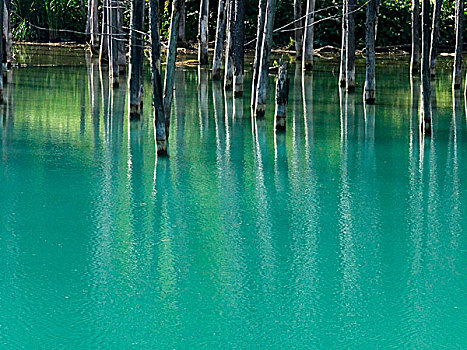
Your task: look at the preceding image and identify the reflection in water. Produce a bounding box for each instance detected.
[198,67,209,137]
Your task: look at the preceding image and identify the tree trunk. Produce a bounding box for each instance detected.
[421,0,431,135]
[254,0,278,118]
[251,0,267,107]
[302,0,315,71]
[224,0,234,90]
[212,0,227,80]
[163,0,183,137]
[233,0,245,97]
[275,61,289,131]
[0,0,3,103]
[429,0,442,78]
[198,0,209,66]
[128,0,145,120]
[345,0,356,92]
[339,0,347,87]
[178,1,187,46]
[411,0,420,75]
[88,0,99,54]
[4,0,11,68]
[364,0,377,104]
[116,3,126,72]
[149,0,167,155]
[294,0,303,58]
[108,0,120,87]
[454,0,463,89]
[100,0,109,62]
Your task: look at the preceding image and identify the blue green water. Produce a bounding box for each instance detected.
[0,53,466,348]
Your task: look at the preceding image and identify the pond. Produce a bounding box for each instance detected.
[0,48,466,348]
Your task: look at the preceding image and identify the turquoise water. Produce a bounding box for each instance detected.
[1,54,466,348]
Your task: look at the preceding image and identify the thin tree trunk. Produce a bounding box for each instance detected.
[178,1,186,46]
[198,0,209,66]
[364,0,377,104]
[411,0,420,75]
[163,0,183,137]
[4,0,11,68]
[233,0,245,97]
[453,0,463,89]
[224,0,234,90]
[88,0,99,54]
[294,0,303,58]
[149,0,167,155]
[128,0,145,120]
[429,0,442,78]
[0,0,3,103]
[108,0,120,87]
[100,0,109,62]
[254,0,278,117]
[251,0,267,107]
[346,0,356,92]
[275,60,289,131]
[116,2,126,72]
[212,0,227,80]
[302,0,315,71]
[339,0,347,87]
[421,0,431,135]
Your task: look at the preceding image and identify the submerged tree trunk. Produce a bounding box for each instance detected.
[0,0,4,103]
[411,0,420,75]
[100,0,109,62]
[212,0,227,80]
[224,0,234,90]
[251,0,267,107]
[198,0,209,66]
[88,0,99,54]
[128,0,145,120]
[364,0,377,104]
[108,0,120,87]
[275,61,289,131]
[421,0,431,135]
[454,0,464,89]
[116,3,126,72]
[294,0,303,58]
[149,0,167,155]
[339,0,347,87]
[4,0,11,68]
[429,0,442,78]
[233,0,245,97]
[163,0,183,137]
[179,1,187,46]
[346,0,356,91]
[302,0,315,71]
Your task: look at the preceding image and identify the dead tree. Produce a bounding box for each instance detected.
[198,0,209,66]
[116,3,126,72]
[163,0,184,137]
[224,0,234,90]
[233,0,245,97]
[346,0,356,91]
[302,0,315,71]
[339,0,347,87]
[212,0,227,80]
[179,2,187,46]
[128,0,146,120]
[0,0,3,103]
[254,0,278,118]
[411,0,420,74]
[421,0,431,135]
[4,0,11,68]
[99,0,109,62]
[251,0,267,107]
[149,0,167,155]
[294,0,303,58]
[453,0,463,89]
[364,0,377,104]
[108,0,120,87]
[87,0,99,54]
[275,60,289,131]
[429,0,443,78]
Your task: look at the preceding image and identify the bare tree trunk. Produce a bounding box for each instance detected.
[254,0,278,117]
[108,0,120,87]
[0,0,3,103]
[429,0,442,78]
[149,0,167,155]
[275,60,289,131]
[364,0,377,104]
[100,0,109,62]
[128,0,145,120]
[88,0,99,54]
[116,2,126,72]
[251,0,267,107]
[421,0,431,135]
[233,0,245,97]
[294,0,303,58]
[198,0,209,66]
[411,0,420,74]
[302,0,315,71]
[339,0,347,87]
[178,1,187,46]
[224,0,234,90]
[4,0,11,68]
[212,0,227,80]
[163,0,183,137]
[453,0,463,89]
[346,0,356,92]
